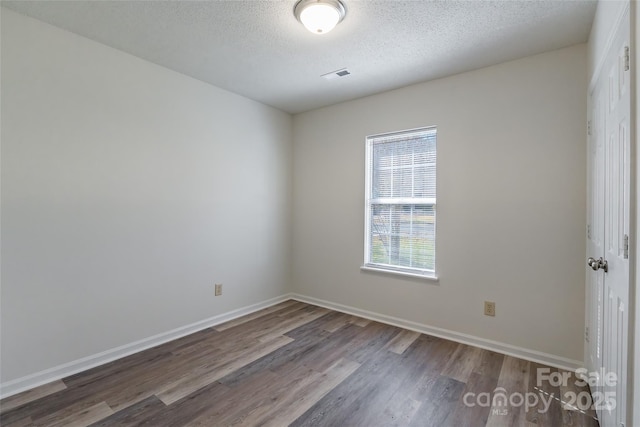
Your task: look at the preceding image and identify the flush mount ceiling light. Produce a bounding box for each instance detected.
[294,0,346,35]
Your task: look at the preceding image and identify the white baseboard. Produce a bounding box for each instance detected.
[290,293,584,372]
[1,292,583,399]
[0,293,294,399]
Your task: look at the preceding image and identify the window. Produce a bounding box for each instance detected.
[363,127,436,278]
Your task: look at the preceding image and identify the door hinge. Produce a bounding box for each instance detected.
[587,224,591,239]
[587,120,592,136]
[624,234,629,259]
[585,326,589,343]
[625,46,630,71]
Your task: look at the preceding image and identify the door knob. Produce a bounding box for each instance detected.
[587,257,608,273]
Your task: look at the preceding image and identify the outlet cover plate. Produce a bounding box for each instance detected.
[484,301,495,317]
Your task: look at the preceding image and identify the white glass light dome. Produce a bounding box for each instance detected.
[294,0,346,35]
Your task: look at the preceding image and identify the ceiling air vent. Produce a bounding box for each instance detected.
[321,68,351,80]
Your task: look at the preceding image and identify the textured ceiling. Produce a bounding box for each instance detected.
[2,0,597,114]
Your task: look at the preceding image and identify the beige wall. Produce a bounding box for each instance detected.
[0,9,292,383]
[292,44,587,362]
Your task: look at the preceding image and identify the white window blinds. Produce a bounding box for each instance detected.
[364,127,436,275]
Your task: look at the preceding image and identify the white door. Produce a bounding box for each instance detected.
[586,8,631,427]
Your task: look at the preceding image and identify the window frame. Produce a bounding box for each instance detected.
[362,126,438,280]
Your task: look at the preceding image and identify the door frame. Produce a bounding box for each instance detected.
[631,2,640,425]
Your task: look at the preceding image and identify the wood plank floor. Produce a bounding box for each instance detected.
[0,300,599,426]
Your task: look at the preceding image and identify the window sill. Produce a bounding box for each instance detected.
[360,265,439,282]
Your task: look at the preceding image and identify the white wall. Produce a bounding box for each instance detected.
[292,44,587,362]
[0,9,292,383]
[0,3,590,388]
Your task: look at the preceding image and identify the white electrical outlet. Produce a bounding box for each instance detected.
[484,301,495,317]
